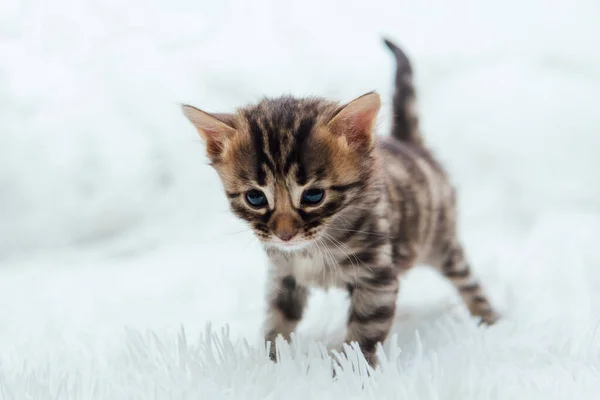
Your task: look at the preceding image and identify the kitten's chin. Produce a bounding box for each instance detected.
[264,239,314,253]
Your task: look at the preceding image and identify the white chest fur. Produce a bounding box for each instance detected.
[272,250,343,289]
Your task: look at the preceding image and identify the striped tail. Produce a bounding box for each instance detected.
[383,38,423,146]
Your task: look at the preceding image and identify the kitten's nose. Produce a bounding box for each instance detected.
[273,213,299,241]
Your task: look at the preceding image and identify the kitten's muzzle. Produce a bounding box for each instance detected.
[272,213,300,241]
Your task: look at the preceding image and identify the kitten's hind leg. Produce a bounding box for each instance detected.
[264,275,308,361]
[435,242,499,325]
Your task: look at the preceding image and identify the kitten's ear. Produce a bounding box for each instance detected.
[182,104,237,159]
[327,92,381,150]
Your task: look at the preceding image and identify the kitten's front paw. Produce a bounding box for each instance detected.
[362,350,378,368]
[266,339,278,362]
[479,309,500,326]
[335,346,378,369]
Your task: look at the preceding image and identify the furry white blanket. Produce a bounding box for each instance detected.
[2,317,600,399]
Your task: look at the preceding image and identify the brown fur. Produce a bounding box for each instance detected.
[182,39,499,367]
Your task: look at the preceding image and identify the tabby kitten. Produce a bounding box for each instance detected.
[182,38,499,367]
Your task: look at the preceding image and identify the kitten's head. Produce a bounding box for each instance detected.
[182,92,380,252]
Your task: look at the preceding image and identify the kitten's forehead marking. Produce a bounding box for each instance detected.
[241,97,334,186]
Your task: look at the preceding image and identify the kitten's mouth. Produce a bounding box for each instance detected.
[265,238,314,252]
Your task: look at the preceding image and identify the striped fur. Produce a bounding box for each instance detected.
[182,38,499,367]
[384,38,422,145]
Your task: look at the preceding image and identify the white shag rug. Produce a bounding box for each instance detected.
[2,0,600,398]
[3,319,600,399]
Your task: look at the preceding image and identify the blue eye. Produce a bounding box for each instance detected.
[245,189,267,207]
[301,188,324,205]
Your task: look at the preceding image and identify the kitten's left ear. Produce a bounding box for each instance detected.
[182,104,237,160]
[327,92,381,150]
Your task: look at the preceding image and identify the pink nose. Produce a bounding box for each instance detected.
[273,214,299,241]
[276,229,298,241]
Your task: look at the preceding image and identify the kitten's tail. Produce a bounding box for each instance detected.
[383,38,423,146]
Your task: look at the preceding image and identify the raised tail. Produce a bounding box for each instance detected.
[383,38,423,146]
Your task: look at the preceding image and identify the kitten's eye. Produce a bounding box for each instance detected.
[301,188,325,206]
[245,189,267,208]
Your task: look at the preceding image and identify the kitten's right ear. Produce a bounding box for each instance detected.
[182,104,236,159]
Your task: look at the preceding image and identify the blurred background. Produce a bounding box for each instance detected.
[1,0,600,362]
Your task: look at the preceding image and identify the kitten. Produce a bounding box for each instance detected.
[182,38,499,367]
